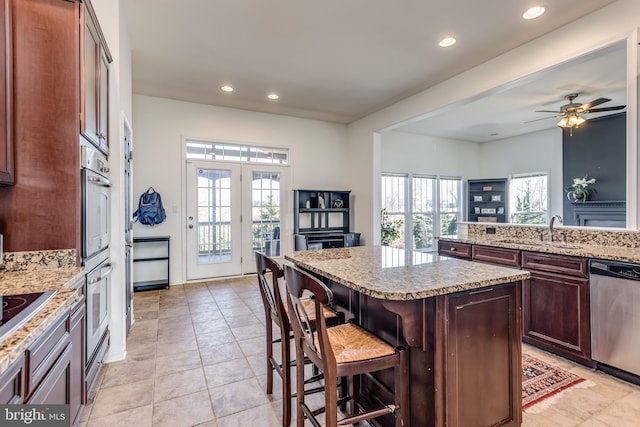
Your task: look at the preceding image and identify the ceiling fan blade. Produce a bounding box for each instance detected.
[584,105,626,113]
[580,97,611,110]
[534,110,561,113]
[525,115,559,123]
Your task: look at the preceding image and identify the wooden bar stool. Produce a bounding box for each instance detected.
[255,252,342,426]
[284,264,410,427]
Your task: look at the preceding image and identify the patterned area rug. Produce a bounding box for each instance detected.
[522,353,585,409]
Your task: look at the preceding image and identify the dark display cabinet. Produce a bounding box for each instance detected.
[293,189,360,250]
[468,178,508,223]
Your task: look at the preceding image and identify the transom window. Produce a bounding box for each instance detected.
[186,140,289,164]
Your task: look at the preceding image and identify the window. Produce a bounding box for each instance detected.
[509,172,548,224]
[382,174,462,251]
[186,140,289,164]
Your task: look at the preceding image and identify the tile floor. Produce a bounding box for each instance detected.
[81,276,640,427]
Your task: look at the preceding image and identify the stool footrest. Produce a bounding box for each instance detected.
[338,405,396,425]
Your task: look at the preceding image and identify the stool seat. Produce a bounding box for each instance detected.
[318,323,395,363]
[285,298,337,323]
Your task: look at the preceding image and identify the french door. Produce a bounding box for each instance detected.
[186,160,287,280]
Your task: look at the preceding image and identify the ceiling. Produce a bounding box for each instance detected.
[121,0,618,125]
[393,41,627,142]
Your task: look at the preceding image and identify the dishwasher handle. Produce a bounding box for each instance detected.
[590,259,640,280]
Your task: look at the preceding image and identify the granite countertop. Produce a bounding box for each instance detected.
[438,236,640,263]
[285,246,529,300]
[0,266,85,375]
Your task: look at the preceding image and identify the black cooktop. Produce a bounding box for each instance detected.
[0,291,55,341]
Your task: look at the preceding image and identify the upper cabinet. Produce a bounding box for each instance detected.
[0,0,12,185]
[81,0,111,155]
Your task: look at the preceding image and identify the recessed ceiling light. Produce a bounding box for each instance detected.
[221,85,234,92]
[438,37,457,48]
[438,37,456,47]
[267,93,279,100]
[523,6,545,20]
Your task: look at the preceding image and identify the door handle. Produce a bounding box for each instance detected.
[189,225,194,229]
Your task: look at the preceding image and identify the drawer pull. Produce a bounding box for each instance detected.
[450,247,457,251]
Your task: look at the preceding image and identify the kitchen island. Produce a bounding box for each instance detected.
[285,246,530,427]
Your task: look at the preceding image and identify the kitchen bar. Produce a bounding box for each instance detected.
[285,246,530,427]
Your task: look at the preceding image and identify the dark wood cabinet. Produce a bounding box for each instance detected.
[81,0,111,154]
[70,296,85,425]
[0,0,110,253]
[0,0,13,185]
[521,251,593,365]
[437,240,471,259]
[0,355,23,404]
[293,189,359,250]
[472,245,520,267]
[468,178,508,223]
[439,283,522,427]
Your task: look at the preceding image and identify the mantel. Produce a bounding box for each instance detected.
[571,200,626,228]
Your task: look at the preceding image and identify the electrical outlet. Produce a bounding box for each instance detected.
[486,227,496,234]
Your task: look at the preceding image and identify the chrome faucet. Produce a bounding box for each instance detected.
[549,215,563,241]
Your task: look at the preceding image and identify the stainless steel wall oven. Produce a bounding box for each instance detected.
[81,145,111,395]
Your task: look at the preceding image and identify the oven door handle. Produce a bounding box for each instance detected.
[87,175,112,187]
[88,264,113,284]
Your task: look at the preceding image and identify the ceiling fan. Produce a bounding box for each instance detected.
[527,92,626,135]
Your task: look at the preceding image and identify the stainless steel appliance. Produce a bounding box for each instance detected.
[590,259,640,378]
[81,144,112,395]
[0,291,55,342]
[81,145,111,262]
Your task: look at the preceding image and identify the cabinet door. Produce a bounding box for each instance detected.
[0,0,13,185]
[26,344,72,404]
[523,270,592,364]
[0,355,24,404]
[97,47,109,150]
[70,301,85,425]
[81,9,99,148]
[442,283,522,427]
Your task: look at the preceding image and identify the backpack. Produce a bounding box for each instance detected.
[133,187,167,226]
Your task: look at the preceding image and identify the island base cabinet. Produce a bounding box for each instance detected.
[437,283,522,427]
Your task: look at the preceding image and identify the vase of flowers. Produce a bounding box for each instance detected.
[566,175,596,202]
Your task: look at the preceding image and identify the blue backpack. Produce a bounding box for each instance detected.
[133,188,167,226]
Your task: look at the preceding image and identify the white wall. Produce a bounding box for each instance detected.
[131,95,349,284]
[479,128,563,217]
[347,0,640,244]
[381,131,481,177]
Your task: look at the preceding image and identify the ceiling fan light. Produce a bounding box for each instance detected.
[571,115,586,127]
[557,117,570,128]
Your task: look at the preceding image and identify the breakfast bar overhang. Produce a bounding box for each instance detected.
[285,246,530,427]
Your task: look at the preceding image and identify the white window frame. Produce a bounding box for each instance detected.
[382,173,462,251]
[509,171,549,224]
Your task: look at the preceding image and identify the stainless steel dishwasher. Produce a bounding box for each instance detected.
[590,259,640,376]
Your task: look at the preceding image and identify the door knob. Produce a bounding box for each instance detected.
[189,225,194,229]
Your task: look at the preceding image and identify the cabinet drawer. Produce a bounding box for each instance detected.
[438,241,471,259]
[26,313,70,398]
[0,355,24,404]
[472,245,520,267]
[521,252,588,278]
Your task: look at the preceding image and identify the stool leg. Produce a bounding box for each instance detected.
[324,372,339,427]
[281,328,292,426]
[295,344,306,427]
[395,349,410,427]
[266,320,274,395]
